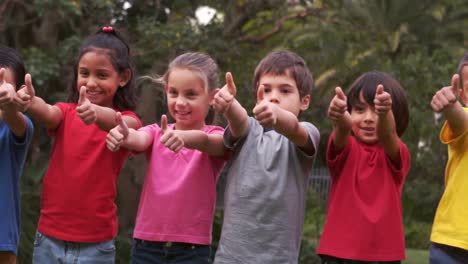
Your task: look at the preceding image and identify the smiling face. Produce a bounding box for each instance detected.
[165,68,212,130]
[350,91,379,145]
[256,72,310,116]
[76,50,128,107]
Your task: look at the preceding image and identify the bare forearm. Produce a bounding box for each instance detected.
[1,109,27,138]
[443,102,468,136]
[274,109,315,154]
[180,130,226,156]
[377,111,400,162]
[94,106,140,131]
[329,113,352,151]
[225,99,248,139]
[122,129,152,152]
[94,106,119,131]
[27,97,61,129]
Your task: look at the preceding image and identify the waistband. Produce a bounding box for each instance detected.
[134,239,207,250]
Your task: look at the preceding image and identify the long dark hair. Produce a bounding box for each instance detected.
[67,27,137,111]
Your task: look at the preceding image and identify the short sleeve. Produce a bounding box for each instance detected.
[223,117,254,150]
[386,139,411,185]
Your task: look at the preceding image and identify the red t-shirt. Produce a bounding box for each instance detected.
[317,134,410,261]
[38,103,141,242]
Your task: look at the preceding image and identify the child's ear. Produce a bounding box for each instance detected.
[300,94,310,111]
[118,69,132,88]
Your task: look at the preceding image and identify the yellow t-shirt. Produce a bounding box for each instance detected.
[431,108,468,249]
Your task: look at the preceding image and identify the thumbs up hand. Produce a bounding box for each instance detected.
[0,68,16,111]
[431,74,459,113]
[106,112,129,152]
[252,85,278,127]
[213,72,237,114]
[160,114,184,152]
[15,73,35,112]
[374,84,392,116]
[328,87,348,121]
[76,86,97,124]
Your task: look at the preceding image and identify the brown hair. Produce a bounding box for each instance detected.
[162,52,219,124]
[252,50,313,99]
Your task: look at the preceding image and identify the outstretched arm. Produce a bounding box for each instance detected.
[107,112,151,152]
[253,85,316,154]
[0,68,27,137]
[159,115,226,156]
[16,73,62,130]
[76,86,140,131]
[327,86,352,152]
[374,84,400,163]
[213,72,248,140]
[431,74,468,137]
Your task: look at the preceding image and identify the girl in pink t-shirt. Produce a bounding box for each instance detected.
[106,52,228,264]
[317,71,411,263]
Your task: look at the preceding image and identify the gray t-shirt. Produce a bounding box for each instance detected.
[215,117,320,264]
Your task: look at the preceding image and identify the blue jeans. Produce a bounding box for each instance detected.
[32,231,115,264]
[130,239,211,264]
[320,255,401,264]
[429,243,468,264]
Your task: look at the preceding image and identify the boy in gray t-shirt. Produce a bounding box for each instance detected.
[213,50,320,264]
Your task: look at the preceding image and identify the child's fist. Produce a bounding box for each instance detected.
[328,87,348,121]
[0,68,16,110]
[213,72,236,114]
[374,84,392,115]
[76,86,97,124]
[106,112,129,152]
[431,74,459,113]
[160,114,184,152]
[253,85,278,127]
[15,73,35,112]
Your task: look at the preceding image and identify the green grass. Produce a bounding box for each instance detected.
[404,249,429,264]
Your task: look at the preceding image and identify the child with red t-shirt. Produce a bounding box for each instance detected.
[16,27,141,263]
[317,71,411,263]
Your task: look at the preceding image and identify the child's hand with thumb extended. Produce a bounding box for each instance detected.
[213,72,237,114]
[15,73,35,112]
[0,68,16,111]
[374,84,392,116]
[106,112,129,152]
[431,74,459,113]
[328,87,348,121]
[160,114,184,152]
[76,86,97,124]
[253,85,279,128]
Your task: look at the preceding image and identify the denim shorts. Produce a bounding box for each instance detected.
[429,242,468,264]
[32,231,115,264]
[130,239,211,264]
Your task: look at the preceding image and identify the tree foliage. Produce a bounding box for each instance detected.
[1,0,468,262]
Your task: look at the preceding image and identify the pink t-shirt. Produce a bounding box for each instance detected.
[133,123,227,245]
[317,134,410,261]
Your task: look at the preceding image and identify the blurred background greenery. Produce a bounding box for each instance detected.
[1,0,468,263]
